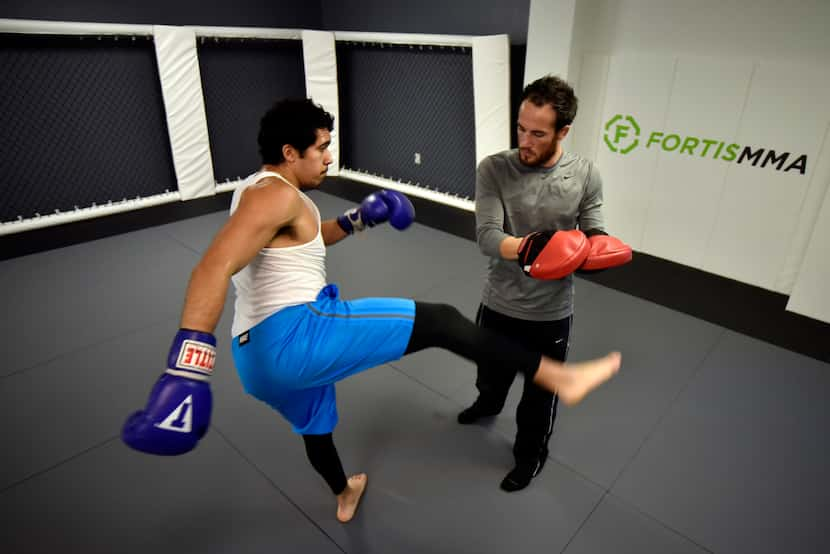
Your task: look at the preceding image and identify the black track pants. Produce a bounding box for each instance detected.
[473,304,571,468]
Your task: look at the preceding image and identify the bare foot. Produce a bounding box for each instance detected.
[534,351,621,406]
[336,473,368,523]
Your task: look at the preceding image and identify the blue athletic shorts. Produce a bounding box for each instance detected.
[231,284,415,435]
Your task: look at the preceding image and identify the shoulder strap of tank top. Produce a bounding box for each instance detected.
[250,170,320,235]
[253,170,301,193]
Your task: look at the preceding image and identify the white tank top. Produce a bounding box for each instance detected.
[230,171,326,337]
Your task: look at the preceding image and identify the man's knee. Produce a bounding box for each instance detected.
[415,302,466,335]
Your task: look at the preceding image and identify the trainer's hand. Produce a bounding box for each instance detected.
[336,190,415,234]
[122,329,215,456]
[517,229,590,280]
[578,229,633,272]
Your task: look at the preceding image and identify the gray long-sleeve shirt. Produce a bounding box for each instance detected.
[476,149,605,321]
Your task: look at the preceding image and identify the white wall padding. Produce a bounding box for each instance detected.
[774,71,830,296]
[153,25,215,200]
[333,31,474,47]
[472,35,511,167]
[524,0,576,84]
[338,169,474,212]
[591,51,830,295]
[641,57,754,270]
[700,61,830,291]
[786,161,830,324]
[302,30,340,176]
[0,18,153,36]
[567,53,609,161]
[593,53,676,251]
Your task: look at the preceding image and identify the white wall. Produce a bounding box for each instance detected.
[563,0,830,323]
[524,0,576,85]
[568,0,830,66]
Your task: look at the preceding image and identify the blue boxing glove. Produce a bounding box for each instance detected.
[337,189,415,234]
[121,329,215,456]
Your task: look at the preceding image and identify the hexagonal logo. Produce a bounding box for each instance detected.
[604,114,640,154]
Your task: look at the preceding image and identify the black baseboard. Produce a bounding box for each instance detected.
[581,252,830,363]
[3,177,828,364]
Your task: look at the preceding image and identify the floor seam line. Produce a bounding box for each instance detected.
[608,328,728,490]
[211,424,348,554]
[0,316,183,382]
[0,436,120,495]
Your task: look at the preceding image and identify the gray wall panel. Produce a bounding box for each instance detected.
[322,0,531,45]
[0,0,322,28]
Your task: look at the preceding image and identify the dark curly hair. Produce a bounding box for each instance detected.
[258,98,335,164]
[521,75,577,131]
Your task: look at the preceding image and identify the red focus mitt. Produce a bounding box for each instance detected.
[579,229,633,271]
[517,229,590,280]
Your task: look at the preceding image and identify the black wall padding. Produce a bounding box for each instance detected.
[0,34,176,223]
[197,38,305,182]
[336,42,476,199]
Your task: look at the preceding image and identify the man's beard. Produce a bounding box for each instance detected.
[520,140,559,167]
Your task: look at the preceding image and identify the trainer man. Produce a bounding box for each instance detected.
[458,75,631,492]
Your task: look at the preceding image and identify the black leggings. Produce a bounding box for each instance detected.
[404,302,542,375]
[302,301,545,494]
[303,432,347,494]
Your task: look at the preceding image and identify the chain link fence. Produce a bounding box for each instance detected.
[0,33,176,224]
[336,41,476,199]
[197,37,305,183]
[1,31,483,227]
